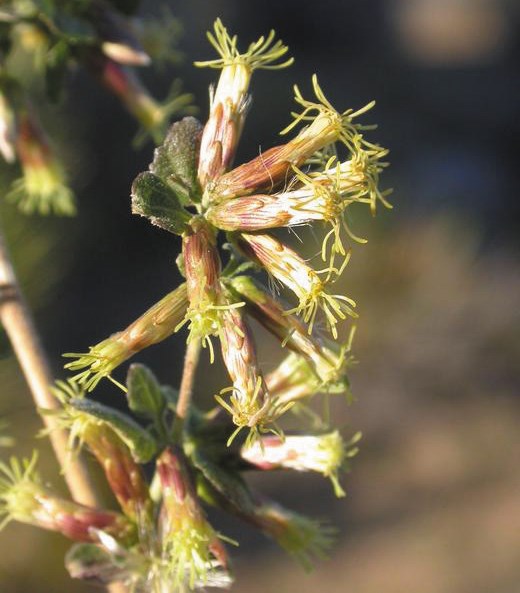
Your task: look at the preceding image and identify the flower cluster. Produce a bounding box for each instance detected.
[0,19,390,591]
[66,18,389,442]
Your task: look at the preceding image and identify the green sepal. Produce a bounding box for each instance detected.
[126,363,164,421]
[45,40,71,102]
[149,116,203,205]
[131,171,191,235]
[65,542,124,585]
[70,398,157,462]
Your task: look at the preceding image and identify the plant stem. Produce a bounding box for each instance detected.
[176,337,201,422]
[0,227,98,505]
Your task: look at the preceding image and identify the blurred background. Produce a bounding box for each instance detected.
[1,0,519,592]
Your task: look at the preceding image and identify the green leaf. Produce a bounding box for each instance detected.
[149,116,203,205]
[70,398,157,462]
[161,385,179,409]
[131,171,191,235]
[190,448,256,516]
[126,363,164,420]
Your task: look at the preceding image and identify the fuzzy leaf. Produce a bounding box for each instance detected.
[70,398,157,462]
[126,363,164,421]
[149,116,203,204]
[131,171,190,235]
[191,449,256,515]
[161,385,179,409]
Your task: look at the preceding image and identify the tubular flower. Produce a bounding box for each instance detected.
[207,75,382,201]
[7,108,75,215]
[248,499,335,570]
[156,448,231,590]
[237,232,356,337]
[216,302,273,440]
[195,18,293,187]
[241,431,355,497]
[0,454,133,542]
[47,381,152,522]
[87,50,193,144]
[178,217,229,362]
[64,283,188,391]
[227,275,353,385]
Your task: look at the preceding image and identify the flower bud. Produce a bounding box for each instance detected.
[0,455,133,543]
[156,447,230,589]
[64,283,188,390]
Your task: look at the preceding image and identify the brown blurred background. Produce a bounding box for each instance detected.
[1,1,519,592]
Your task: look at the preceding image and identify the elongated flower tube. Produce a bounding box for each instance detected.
[48,381,151,521]
[241,431,352,497]
[7,109,75,215]
[208,150,389,278]
[266,337,354,407]
[0,455,134,543]
[64,283,188,391]
[227,275,346,385]
[207,153,386,231]
[246,499,335,570]
[87,51,192,144]
[179,217,228,362]
[208,75,377,201]
[156,447,230,590]
[195,18,293,188]
[237,232,356,337]
[216,300,272,436]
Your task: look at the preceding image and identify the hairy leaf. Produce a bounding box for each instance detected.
[70,398,157,462]
[126,363,164,420]
[149,116,203,205]
[131,171,190,234]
